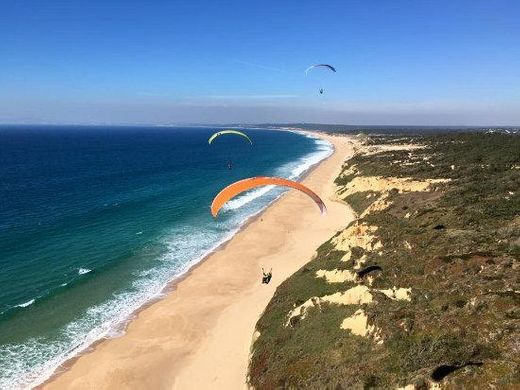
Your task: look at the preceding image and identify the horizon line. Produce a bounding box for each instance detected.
[0,122,519,128]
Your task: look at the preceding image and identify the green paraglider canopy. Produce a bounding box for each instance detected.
[208,130,252,145]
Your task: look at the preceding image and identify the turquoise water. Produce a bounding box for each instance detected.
[0,126,332,388]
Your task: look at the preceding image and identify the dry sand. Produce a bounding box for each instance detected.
[43,131,357,390]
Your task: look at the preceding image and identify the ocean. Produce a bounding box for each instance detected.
[0,125,332,389]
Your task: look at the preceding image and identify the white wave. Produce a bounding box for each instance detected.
[285,142,333,179]
[78,268,91,275]
[15,299,35,308]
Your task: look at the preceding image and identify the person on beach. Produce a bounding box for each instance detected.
[262,267,272,284]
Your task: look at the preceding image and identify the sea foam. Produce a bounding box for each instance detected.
[15,299,35,308]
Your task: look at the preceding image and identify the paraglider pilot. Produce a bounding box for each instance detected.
[262,267,272,284]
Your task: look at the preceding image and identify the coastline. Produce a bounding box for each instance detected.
[43,130,357,389]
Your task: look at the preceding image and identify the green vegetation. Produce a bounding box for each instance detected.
[249,133,519,388]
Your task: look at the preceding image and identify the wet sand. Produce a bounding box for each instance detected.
[44,131,357,389]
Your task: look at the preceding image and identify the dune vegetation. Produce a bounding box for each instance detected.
[249,132,520,389]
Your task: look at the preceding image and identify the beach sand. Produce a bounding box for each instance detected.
[43,132,357,390]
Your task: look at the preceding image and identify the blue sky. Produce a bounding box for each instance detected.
[1,0,519,125]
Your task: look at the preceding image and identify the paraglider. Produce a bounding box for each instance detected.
[209,130,251,171]
[210,176,327,217]
[306,64,336,95]
[208,129,253,145]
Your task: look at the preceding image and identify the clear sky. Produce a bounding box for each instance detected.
[1,0,519,125]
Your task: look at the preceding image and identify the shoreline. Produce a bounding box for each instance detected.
[43,130,357,389]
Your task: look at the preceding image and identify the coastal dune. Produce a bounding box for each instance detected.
[44,132,356,389]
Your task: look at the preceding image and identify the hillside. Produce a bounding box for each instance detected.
[249,133,520,389]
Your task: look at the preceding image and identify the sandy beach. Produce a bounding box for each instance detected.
[43,131,357,390]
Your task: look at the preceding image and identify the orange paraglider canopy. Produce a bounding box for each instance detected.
[211,176,326,217]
